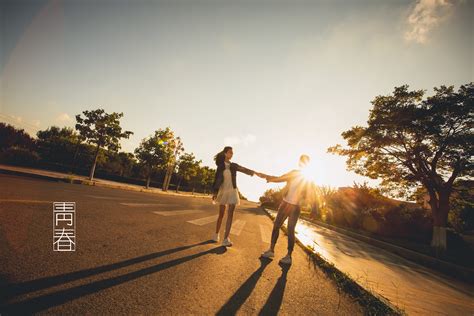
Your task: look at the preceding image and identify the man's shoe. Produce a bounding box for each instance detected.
[279,255,292,265]
[261,249,275,259]
[222,238,233,247]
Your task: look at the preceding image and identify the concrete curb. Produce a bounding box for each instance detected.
[0,168,71,183]
[0,166,212,200]
[300,217,474,283]
[260,206,404,315]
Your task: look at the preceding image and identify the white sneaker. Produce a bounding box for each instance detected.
[212,233,219,242]
[279,255,292,265]
[261,249,275,259]
[222,238,233,247]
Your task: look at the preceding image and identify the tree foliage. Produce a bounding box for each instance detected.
[329,83,473,251]
[75,109,133,180]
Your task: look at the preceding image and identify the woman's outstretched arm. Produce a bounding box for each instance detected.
[235,164,256,176]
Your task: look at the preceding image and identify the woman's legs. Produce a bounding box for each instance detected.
[215,204,226,234]
[269,202,291,252]
[286,206,301,256]
[223,204,236,239]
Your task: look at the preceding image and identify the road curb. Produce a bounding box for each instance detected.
[0,168,70,183]
[0,166,212,200]
[260,206,404,316]
[300,217,474,283]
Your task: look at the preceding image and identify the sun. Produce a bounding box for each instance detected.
[300,163,317,183]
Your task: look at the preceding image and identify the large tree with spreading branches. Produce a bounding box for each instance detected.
[329,83,473,252]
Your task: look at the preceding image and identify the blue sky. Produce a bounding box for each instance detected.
[1,0,472,201]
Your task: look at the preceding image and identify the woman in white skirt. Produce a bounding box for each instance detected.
[211,146,260,247]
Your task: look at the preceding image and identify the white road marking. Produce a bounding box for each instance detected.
[187,215,218,226]
[230,219,246,236]
[86,195,119,199]
[152,210,204,216]
[259,224,272,243]
[120,203,177,207]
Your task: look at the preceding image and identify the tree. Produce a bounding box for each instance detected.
[100,151,136,178]
[75,109,133,180]
[36,126,77,163]
[259,188,284,208]
[162,136,184,191]
[116,152,137,177]
[175,152,201,192]
[0,122,35,151]
[134,128,175,189]
[71,123,88,171]
[328,83,473,253]
[448,180,473,233]
[198,166,216,194]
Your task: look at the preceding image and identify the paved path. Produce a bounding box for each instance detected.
[266,211,474,315]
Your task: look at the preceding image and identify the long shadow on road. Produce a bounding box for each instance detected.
[216,257,278,316]
[1,240,213,302]
[0,241,223,314]
[259,263,289,316]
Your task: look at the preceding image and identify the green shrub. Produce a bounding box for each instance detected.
[0,146,40,166]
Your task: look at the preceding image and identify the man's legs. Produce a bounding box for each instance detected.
[269,202,291,252]
[286,206,301,256]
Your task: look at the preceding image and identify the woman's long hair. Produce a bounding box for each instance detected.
[214,146,232,166]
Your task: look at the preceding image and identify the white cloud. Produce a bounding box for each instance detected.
[8,115,23,123]
[0,113,41,134]
[224,134,257,147]
[56,112,72,123]
[405,0,459,44]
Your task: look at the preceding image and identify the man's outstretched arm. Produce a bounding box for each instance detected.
[266,170,296,183]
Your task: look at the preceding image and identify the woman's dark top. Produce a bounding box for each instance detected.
[212,162,255,194]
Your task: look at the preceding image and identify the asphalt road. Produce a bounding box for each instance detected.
[0,174,363,315]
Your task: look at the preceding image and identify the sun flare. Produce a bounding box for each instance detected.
[300,163,317,183]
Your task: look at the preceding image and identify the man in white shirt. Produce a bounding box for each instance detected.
[258,155,312,265]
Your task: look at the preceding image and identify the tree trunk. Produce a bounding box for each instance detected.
[163,164,174,191]
[163,172,168,191]
[146,173,151,189]
[145,165,152,189]
[430,189,450,255]
[162,167,170,191]
[166,172,173,191]
[89,145,100,181]
[71,140,81,172]
[176,176,182,193]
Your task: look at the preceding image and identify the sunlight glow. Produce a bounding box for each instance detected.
[300,162,318,184]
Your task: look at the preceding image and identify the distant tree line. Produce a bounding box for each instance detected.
[0,108,216,194]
